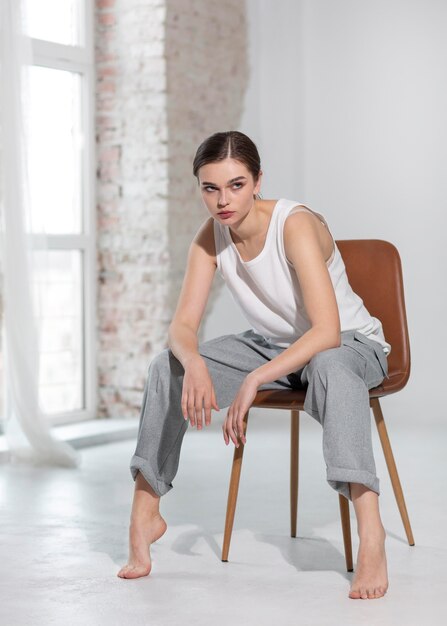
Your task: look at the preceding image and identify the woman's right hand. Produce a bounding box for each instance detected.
[181,355,220,429]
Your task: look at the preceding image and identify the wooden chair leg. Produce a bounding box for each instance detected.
[339,494,354,571]
[371,397,415,546]
[290,409,300,537]
[221,410,250,562]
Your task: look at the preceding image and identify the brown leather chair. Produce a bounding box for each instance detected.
[221,239,414,570]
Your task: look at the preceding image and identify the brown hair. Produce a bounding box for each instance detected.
[192,131,262,200]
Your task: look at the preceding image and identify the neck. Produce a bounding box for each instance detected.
[229,199,268,244]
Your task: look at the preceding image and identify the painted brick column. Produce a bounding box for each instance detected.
[95,0,248,417]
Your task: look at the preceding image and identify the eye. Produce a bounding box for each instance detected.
[203,182,243,192]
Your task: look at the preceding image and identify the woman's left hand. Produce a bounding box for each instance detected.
[222,373,260,447]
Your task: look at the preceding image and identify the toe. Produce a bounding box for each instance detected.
[367,588,375,599]
[120,565,130,578]
[360,588,368,599]
[117,566,128,577]
[128,565,150,579]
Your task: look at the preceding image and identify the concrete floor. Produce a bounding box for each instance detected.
[0,407,445,626]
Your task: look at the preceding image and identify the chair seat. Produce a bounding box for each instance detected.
[369,372,409,397]
[252,372,408,409]
[252,388,306,409]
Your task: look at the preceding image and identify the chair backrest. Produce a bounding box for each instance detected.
[336,239,411,386]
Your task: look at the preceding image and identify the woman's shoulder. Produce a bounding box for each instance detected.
[192,216,217,264]
[283,205,335,266]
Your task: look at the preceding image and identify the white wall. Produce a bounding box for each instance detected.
[202,0,447,425]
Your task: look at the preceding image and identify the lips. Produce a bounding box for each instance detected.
[218,211,234,217]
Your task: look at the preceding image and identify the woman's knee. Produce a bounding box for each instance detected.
[305,348,341,381]
[149,347,183,378]
[151,348,170,370]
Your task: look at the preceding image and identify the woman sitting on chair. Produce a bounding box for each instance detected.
[118,130,391,600]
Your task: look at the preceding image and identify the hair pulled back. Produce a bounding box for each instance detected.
[192,130,262,200]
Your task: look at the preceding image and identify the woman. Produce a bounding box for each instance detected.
[118,131,390,600]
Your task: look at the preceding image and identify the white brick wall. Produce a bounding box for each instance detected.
[95,0,249,417]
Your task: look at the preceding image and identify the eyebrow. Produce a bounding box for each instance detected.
[200,176,247,186]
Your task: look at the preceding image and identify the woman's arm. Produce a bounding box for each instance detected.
[167,217,217,368]
[250,211,341,386]
[167,217,221,428]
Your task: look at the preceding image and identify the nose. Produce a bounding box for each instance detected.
[218,192,229,208]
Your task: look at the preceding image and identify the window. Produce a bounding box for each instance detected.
[24,0,96,425]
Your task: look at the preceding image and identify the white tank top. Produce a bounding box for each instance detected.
[213,198,391,355]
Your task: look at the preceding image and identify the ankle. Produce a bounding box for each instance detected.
[357,522,386,541]
[130,510,162,525]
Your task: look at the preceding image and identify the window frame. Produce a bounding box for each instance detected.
[28,0,97,426]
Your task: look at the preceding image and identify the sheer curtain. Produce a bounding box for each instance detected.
[0,0,80,467]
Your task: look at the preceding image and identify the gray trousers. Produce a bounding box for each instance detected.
[130,329,389,502]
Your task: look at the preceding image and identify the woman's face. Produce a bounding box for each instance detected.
[198,158,262,222]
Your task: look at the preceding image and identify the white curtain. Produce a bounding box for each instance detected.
[0,0,80,467]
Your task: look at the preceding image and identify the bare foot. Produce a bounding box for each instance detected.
[349,525,389,599]
[117,513,167,579]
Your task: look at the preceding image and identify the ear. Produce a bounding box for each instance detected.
[253,170,263,196]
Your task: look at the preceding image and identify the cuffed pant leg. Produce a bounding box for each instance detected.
[302,347,380,502]
[129,331,288,497]
[130,348,187,497]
